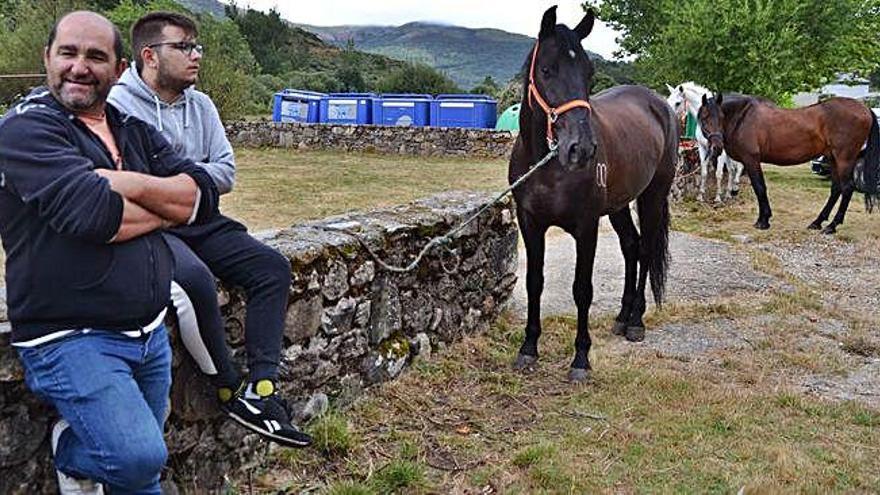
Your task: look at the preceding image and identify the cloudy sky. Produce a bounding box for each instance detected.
[225,1,622,60]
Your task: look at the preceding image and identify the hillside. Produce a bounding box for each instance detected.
[299,22,534,89]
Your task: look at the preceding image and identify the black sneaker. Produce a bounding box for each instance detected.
[220,380,313,448]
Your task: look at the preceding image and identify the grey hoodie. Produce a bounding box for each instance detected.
[108,66,235,194]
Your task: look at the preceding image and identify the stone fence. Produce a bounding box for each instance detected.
[226,121,517,158]
[0,191,518,493]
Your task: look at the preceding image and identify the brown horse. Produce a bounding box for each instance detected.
[508,6,678,381]
[698,93,880,233]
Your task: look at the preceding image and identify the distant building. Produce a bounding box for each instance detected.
[793,73,873,107]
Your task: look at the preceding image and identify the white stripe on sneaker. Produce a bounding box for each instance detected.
[238,398,262,416]
[226,412,311,447]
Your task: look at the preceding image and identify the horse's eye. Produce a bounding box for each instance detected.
[540,66,550,76]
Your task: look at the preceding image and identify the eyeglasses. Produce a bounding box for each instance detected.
[147,41,204,56]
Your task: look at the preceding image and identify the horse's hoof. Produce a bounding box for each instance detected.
[611,320,627,336]
[754,220,770,230]
[625,326,645,342]
[807,221,822,230]
[821,225,837,235]
[513,353,538,371]
[567,368,591,383]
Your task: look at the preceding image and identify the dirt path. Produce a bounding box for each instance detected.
[512,226,880,408]
[512,226,783,317]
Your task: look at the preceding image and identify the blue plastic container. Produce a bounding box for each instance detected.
[319,93,376,125]
[430,94,497,129]
[272,89,324,123]
[372,93,432,127]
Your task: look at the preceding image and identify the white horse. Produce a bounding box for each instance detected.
[666,82,744,203]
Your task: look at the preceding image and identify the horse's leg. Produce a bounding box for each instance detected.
[714,153,725,203]
[627,199,656,342]
[569,218,600,382]
[808,180,841,230]
[608,208,639,337]
[514,209,548,370]
[698,145,708,202]
[627,172,673,342]
[730,159,743,196]
[822,167,856,235]
[743,158,772,229]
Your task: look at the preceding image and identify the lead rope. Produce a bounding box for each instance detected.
[341,145,559,274]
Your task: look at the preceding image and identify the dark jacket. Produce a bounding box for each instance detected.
[0,88,219,342]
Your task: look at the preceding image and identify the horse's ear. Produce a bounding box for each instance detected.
[702,94,708,106]
[677,85,683,93]
[539,5,557,39]
[717,93,723,106]
[666,83,676,95]
[574,8,595,40]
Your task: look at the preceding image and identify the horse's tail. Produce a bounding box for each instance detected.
[856,109,880,212]
[645,194,671,307]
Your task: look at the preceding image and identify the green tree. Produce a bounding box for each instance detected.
[591,0,880,101]
[107,0,259,119]
[377,62,459,94]
[335,43,366,92]
[226,5,302,75]
[0,0,92,105]
[470,75,500,96]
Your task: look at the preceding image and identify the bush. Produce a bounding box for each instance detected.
[376,62,460,94]
[107,0,259,120]
[0,0,70,106]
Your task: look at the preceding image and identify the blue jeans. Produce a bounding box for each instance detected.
[17,325,172,494]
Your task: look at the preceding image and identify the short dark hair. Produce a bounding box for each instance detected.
[131,12,199,72]
[47,13,124,63]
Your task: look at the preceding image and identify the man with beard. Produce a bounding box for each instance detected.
[108,12,313,450]
[0,11,220,493]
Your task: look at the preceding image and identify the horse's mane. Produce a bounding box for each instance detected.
[679,81,712,99]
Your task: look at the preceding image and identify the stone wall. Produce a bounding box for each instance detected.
[0,191,518,493]
[671,145,702,201]
[226,121,517,158]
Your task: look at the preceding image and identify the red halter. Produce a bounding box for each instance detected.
[527,39,592,148]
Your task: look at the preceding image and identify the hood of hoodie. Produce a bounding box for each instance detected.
[107,67,237,195]
[113,66,194,133]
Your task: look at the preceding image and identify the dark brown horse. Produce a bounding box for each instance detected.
[508,6,678,381]
[698,93,880,233]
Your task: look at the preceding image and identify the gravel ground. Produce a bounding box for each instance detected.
[512,227,784,318]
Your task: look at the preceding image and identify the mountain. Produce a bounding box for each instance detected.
[298,22,536,90]
[174,1,635,92]
[176,0,226,17]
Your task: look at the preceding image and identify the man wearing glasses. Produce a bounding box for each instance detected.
[108,12,313,450]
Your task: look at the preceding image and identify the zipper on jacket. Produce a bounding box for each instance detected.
[148,239,156,304]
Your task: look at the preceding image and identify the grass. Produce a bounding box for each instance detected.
[221,148,507,231]
[264,311,880,494]
[672,164,880,243]
[307,410,356,456]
